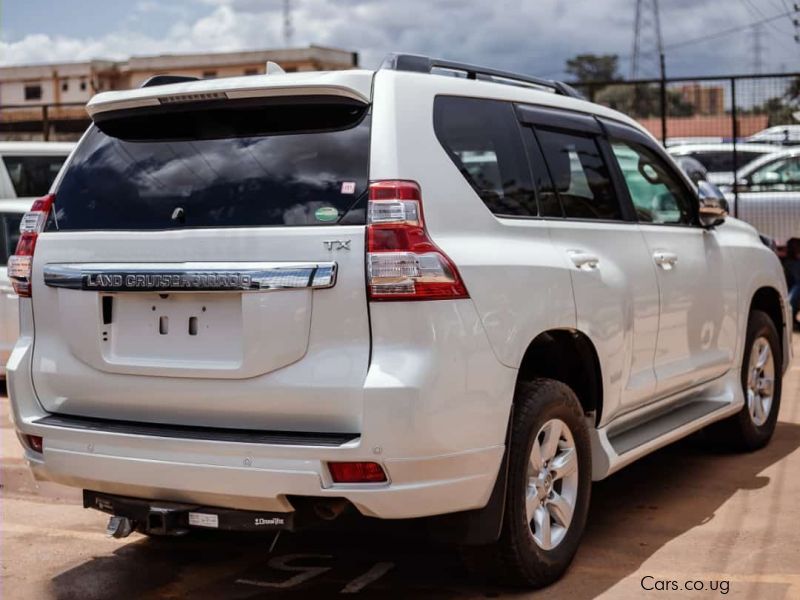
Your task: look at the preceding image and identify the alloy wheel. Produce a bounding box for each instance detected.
[526,418,579,551]
[746,335,775,427]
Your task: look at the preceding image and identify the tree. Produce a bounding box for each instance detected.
[595,83,694,118]
[565,54,621,84]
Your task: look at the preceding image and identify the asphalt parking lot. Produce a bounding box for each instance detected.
[2,342,800,600]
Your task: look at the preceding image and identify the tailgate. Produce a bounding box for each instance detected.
[29,91,372,433]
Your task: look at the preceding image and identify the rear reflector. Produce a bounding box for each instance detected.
[8,194,55,298]
[25,435,43,453]
[328,461,387,483]
[366,181,468,301]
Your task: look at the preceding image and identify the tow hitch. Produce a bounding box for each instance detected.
[84,490,294,538]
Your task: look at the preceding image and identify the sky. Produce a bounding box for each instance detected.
[0,0,798,80]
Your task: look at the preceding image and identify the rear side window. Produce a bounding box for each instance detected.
[434,96,536,218]
[50,99,371,230]
[0,212,22,265]
[535,129,620,221]
[2,155,66,197]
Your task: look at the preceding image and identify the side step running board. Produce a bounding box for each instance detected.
[608,399,723,455]
[591,374,744,480]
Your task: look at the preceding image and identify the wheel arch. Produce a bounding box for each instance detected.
[749,286,786,366]
[515,329,604,426]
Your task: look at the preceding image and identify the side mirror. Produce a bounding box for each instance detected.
[697,181,728,228]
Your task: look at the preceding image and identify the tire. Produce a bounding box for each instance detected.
[704,309,782,451]
[462,379,592,588]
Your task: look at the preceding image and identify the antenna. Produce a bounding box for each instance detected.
[283,0,293,48]
[631,0,664,78]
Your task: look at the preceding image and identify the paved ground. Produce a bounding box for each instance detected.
[2,344,800,599]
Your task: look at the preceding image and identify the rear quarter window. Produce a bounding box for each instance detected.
[50,99,371,231]
[433,96,536,218]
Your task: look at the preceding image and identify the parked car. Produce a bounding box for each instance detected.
[723,148,800,250]
[0,142,73,199]
[6,54,791,589]
[665,137,723,147]
[668,143,779,186]
[746,124,800,146]
[0,200,31,378]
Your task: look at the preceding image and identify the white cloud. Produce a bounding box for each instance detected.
[0,0,797,78]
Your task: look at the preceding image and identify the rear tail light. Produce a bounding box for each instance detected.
[328,461,387,483]
[366,181,468,301]
[8,194,54,298]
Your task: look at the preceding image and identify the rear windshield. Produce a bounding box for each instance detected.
[50,98,371,230]
[687,150,765,173]
[3,155,66,197]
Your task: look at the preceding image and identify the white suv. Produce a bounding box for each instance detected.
[6,55,791,588]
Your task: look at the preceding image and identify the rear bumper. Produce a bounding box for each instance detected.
[8,299,515,520]
[23,418,503,519]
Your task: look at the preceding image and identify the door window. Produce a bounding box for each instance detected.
[535,129,621,220]
[749,156,800,191]
[611,140,694,225]
[434,96,536,218]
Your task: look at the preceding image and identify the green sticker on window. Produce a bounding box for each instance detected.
[315,206,339,222]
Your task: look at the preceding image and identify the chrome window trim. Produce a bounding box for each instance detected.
[43,261,337,292]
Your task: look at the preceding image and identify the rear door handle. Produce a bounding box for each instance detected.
[567,251,600,271]
[653,251,678,270]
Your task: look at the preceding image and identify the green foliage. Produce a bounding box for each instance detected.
[743,77,800,126]
[565,54,621,84]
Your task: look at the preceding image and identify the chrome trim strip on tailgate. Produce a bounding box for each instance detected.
[43,262,337,292]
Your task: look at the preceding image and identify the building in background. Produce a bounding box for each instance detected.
[0,45,358,140]
[678,83,725,115]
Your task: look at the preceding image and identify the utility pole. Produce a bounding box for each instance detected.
[794,3,799,44]
[283,0,293,48]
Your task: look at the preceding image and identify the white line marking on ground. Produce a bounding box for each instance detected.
[340,562,395,594]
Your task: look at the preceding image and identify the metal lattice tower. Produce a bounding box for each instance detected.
[283,0,293,48]
[631,0,664,79]
[751,23,764,74]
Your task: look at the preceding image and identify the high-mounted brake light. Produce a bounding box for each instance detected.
[366,181,468,301]
[8,194,54,298]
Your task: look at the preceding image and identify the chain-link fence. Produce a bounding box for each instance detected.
[575,73,800,248]
[575,73,800,147]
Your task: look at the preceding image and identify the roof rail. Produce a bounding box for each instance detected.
[379,53,583,99]
[141,75,200,88]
